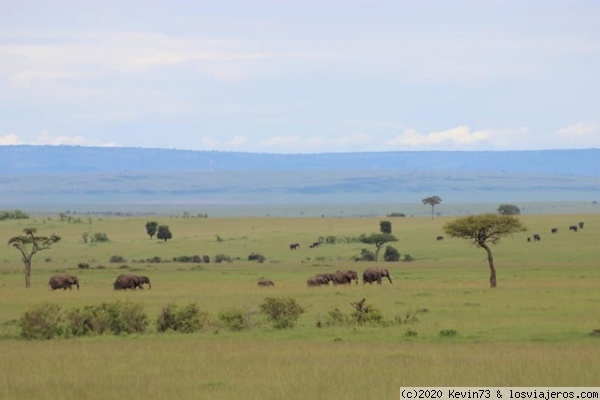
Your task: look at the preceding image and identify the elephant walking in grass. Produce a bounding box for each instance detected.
[362,267,392,285]
[331,270,359,285]
[307,273,334,287]
[49,274,80,290]
[257,277,274,286]
[113,274,151,290]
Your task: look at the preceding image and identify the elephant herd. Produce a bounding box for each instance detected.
[307,267,392,286]
[48,274,151,291]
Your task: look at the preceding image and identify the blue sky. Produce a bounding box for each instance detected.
[1,1,599,153]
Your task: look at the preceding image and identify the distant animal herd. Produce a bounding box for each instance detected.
[48,220,587,292]
[526,220,585,242]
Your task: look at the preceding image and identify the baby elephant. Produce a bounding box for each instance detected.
[49,274,80,290]
[257,277,274,286]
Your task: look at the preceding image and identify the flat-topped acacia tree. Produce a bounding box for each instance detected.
[443,214,526,288]
[8,228,61,288]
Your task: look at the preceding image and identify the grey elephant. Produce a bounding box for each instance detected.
[257,277,275,286]
[136,275,151,289]
[307,273,334,287]
[331,270,359,285]
[49,274,80,290]
[362,267,392,285]
[113,274,151,290]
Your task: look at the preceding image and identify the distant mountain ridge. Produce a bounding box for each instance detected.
[1,145,599,176]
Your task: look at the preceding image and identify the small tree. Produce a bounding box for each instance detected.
[157,225,173,242]
[145,221,158,239]
[359,233,398,262]
[422,196,442,219]
[497,204,521,215]
[8,228,61,288]
[443,214,526,288]
[379,220,392,234]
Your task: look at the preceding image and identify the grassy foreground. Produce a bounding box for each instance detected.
[0,213,599,399]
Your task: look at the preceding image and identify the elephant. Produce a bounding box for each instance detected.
[113,274,151,290]
[257,277,274,286]
[331,270,359,285]
[307,273,334,287]
[362,267,392,285]
[49,274,80,290]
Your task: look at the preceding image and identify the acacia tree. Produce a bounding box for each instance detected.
[443,214,526,288]
[359,233,398,262]
[422,196,442,220]
[8,228,61,288]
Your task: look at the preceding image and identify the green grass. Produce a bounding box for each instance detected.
[1,213,600,399]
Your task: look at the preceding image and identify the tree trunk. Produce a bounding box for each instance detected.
[481,244,497,288]
[24,259,31,289]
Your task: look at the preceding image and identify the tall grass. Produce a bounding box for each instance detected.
[1,213,600,399]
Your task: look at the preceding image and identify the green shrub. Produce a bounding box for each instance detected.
[259,297,305,329]
[322,308,351,327]
[383,245,400,262]
[350,298,385,326]
[67,301,148,336]
[156,303,207,333]
[91,232,109,242]
[20,303,65,340]
[218,308,253,331]
[353,248,376,262]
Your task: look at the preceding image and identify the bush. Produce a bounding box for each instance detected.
[383,245,400,262]
[109,255,126,263]
[322,308,351,327]
[67,301,148,336]
[156,303,207,333]
[20,303,65,340]
[218,308,254,331]
[91,232,109,242]
[353,248,376,262]
[350,298,385,326]
[259,297,305,329]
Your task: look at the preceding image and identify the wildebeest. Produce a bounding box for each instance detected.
[436,236,444,241]
[569,225,578,232]
[551,228,558,234]
[289,243,300,250]
[533,233,541,241]
[578,221,585,229]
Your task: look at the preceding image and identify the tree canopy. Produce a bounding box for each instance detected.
[8,228,61,288]
[422,196,442,219]
[497,204,521,215]
[443,214,526,287]
[359,233,398,262]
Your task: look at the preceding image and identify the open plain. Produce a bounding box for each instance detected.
[1,211,599,399]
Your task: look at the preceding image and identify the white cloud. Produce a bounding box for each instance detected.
[0,131,118,147]
[387,126,491,148]
[0,133,22,145]
[556,122,599,138]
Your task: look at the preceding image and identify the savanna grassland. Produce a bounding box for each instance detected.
[0,212,599,400]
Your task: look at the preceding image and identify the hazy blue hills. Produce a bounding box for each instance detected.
[1,145,599,175]
[1,146,599,215]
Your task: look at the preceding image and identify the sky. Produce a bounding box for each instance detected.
[1,1,599,153]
